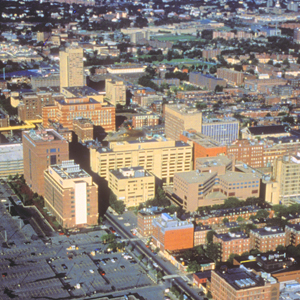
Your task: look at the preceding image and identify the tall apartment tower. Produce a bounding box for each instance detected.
[22,129,69,196]
[44,160,98,228]
[59,47,84,92]
[105,79,126,106]
[165,104,202,141]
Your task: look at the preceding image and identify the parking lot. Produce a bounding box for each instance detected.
[0,183,166,299]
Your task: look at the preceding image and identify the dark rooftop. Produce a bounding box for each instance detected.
[247,125,289,135]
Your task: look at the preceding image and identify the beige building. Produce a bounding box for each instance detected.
[173,156,260,211]
[105,79,126,106]
[165,104,202,141]
[108,167,155,207]
[59,47,84,92]
[44,160,98,228]
[90,137,193,185]
[264,155,300,205]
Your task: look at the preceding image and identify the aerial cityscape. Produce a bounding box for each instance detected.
[2,0,300,299]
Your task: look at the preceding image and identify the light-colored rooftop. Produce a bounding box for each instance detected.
[175,170,217,184]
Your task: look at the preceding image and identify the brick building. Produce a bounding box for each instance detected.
[202,49,221,59]
[72,118,93,143]
[194,225,211,246]
[132,113,160,128]
[22,129,69,196]
[44,160,98,228]
[152,213,194,251]
[227,139,264,168]
[180,130,227,169]
[0,108,9,128]
[189,73,226,91]
[285,223,300,247]
[42,96,115,132]
[213,232,250,262]
[18,90,62,122]
[211,268,279,300]
[249,226,286,252]
[137,207,163,237]
[217,68,245,86]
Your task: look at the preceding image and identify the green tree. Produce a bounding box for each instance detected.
[187,260,200,272]
[236,216,245,222]
[101,233,116,244]
[276,245,286,251]
[196,102,207,110]
[214,85,224,93]
[206,230,215,243]
[205,243,220,262]
[227,253,239,264]
[222,217,229,224]
[255,209,269,219]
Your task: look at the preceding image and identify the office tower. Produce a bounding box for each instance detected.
[22,129,69,196]
[201,117,239,144]
[165,104,202,141]
[44,160,98,228]
[59,47,84,92]
[105,79,126,106]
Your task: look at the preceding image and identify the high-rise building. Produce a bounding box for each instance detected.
[165,104,202,141]
[108,167,155,207]
[201,117,239,145]
[59,47,84,92]
[90,137,192,185]
[264,155,300,205]
[105,79,126,106]
[44,160,98,228]
[22,129,69,196]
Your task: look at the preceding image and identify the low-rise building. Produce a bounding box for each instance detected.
[137,207,164,237]
[213,232,250,262]
[285,223,300,247]
[108,167,155,207]
[211,268,279,300]
[72,118,93,143]
[250,226,286,252]
[152,213,194,251]
[194,225,211,246]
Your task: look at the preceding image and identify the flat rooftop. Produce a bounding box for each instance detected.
[63,86,99,97]
[215,268,265,290]
[110,167,153,180]
[219,171,260,183]
[51,160,90,180]
[24,129,64,142]
[250,226,285,236]
[175,170,217,184]
[214,231,249,241]
[166,104,202,115]
[196,156,232,168]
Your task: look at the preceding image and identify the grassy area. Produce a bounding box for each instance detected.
[152,34,202,42]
